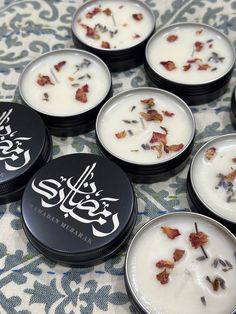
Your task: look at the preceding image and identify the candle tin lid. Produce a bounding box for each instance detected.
[19,49,112,137]
[71,0,156,72]
[187,133,236,234]
[0,102,52,204]
[125,212,236,314]
[21,153,137,267]
[145,22,235,105]
[96,87,196,183]
[231,85,236,126]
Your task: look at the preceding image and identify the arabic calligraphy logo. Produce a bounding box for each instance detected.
[0,109,32,171]
[32,163,120,237]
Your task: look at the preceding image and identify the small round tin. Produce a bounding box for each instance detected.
[71,0,155,72]
[0,102,52,204]
[145,23,235,105]
[187,133,236,234]
[231,85,236,127]
[19,49,112,137]
[125,212,236,314]
[96,87,195,183]
[21,153,137,267]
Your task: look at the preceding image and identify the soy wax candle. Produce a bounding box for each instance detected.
[125,212,236,314]
[145,23,235,105]
[71,0,155,71]
[19,49,112,136]
[96,87,195,183]
[187,134,236,234]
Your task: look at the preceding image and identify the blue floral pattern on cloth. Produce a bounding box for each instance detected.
[0,0,235,312]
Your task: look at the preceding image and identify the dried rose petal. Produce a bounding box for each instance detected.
[232,158,236,163]
[195,41,204,52]
[198,64,210,70]
[160,61,176,71]
[156,260,174,269]
[86,7,101,18]
[37,74,54,86]
[54,61,66,72]
[161,226,181,239]
[81,24,100,39]
[75,84,89,103]
[141,98,155,107]
[103,8,112,16]
[205,147,216,160]
[132,13,143,21]
[167,144,184,152]
[156,269,169,285]
[224,169,236,181]
[150,132,167,145]
[68,76,75,81]
[101,41,110,49]
[162,111,174,117]
[115,130,126,139]
[187,58,202,64]
[189,231,208,249]
[167,34,178,42]
[183,64,191,71]
[173,249,185,262]
[212,278,220,291]
[140,110,163,122]
[151,145,163,158]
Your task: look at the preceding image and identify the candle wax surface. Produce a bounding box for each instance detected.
[127,214,236,314]
[97,90,194,165]
[73,0,154,49]
[192,136,236,222]
[20,51,110,116]
[147,24,234,84]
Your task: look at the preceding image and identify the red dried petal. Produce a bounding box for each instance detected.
[37,74,54,86]
[167,35,178,42]
[156,260,174,269]
[132,13,143,21]
[103,8,112,16]
[232,158,236,163]
[101,41,110,49]
[115,130,126,139]
[162,111,175,117]
[54,61,66,72]
[167,144,184,152]
[205,147,216,160]
[195,41,204,52]
[140,110,163,122]
[173,249,185,262]
[75,84,89,103]
[150,132,167,145]
[141,98,155,107]
[198,63,210,70]
[189,231,208,249]
[82,84,89,93]
[224,169,236,181]
[161,226,181,239]
[160,61,176,71]
[86,7,101,18]
[187,58,202,64]
[156,269,169,285]
[151,145,163,158]
[183,64,191,71]
[212,278,220,291]
[81,24,100,39]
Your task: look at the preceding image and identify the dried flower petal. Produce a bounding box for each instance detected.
[140,110,163,122]
[161,226,181,239]
[150,132,167,145]
[187,58,202,64]
[167,144,184,152]
[68,76,75,81]
[101,41,110,49]
[224,169,236,181]
[103,8,112,16]
[54,61,66,72]
[156,260,174,269]
[86,7,101,18]
[189,231,208,249]
[151,145,163,158]
[162,111,175,117]
[196,29,203,35]
[156,269,169,285]
[81,24,100,39]
[37,74,54,86]
[160,61,176,71]
[132,13,143,21]
[141,98,155,107]
[115,130,126,139]
[205,147,216,160]
[198,64,210,70]
[167,35,178,42]
[75,84,89,103]
[195,41,204,52]
[183,64,191,71]
[232,158,236,163]
[133,33,141,38]
[173,249,185,262]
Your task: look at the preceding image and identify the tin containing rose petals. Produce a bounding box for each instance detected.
[96,87,195,183]
[71,0,155,72]
[19,49,112,136]
[145,23,235,105]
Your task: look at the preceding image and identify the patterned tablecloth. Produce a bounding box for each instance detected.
[0,0,235,313]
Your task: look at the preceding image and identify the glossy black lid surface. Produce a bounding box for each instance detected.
[21,153,136,265]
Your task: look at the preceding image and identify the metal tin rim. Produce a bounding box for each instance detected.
[125,211,236,314]
[145,22,236,87]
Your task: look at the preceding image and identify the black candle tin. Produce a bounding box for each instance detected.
[145,23,235,106]
[18,49,112,137]
[0,102,52,204]
[71,0,155,72]
[187,134,236,235]
[96,87,196,183]
[125,212,236,314]
[231,85,236,127]
[21,153,137,267]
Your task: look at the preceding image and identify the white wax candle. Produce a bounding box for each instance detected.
[97,88,194,165]
[19,49,111,116]
[191,134,236,223]
[126,213,236,314]
[72,0,154,50]
[146,23,235,84]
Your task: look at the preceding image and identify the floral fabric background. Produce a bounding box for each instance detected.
[0,0,235,313]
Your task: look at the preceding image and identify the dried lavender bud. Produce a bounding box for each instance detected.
[225,260,233,268]
[196,256,207,261]
[219,259,227,267]
[128,130,134,136]
[212,258,219,268]
[141,144,150,150]
[200,296,207,306]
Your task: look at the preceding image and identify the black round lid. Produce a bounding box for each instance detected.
[21,153,137,266]
[0,102,51,203]
[231,85,236,120]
